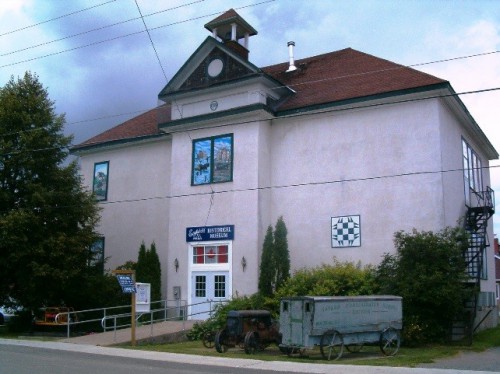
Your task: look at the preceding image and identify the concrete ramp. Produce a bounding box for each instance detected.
[61,320,198,346]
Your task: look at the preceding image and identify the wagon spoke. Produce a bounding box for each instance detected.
[320,330,344,360]
[379,328,400,356]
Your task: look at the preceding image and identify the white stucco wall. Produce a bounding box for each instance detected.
[78,138,171,296]
[269,100,448,269]
[76,94,497,312]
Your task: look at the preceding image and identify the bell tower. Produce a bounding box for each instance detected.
[204,8,257,60]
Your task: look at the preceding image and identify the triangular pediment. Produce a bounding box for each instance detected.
[158,37,260,100]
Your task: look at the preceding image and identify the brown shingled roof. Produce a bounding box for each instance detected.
[73,106,170,150]
[263,48,446,112]
[73,48,446,149]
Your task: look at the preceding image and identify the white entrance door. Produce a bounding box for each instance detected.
[190,271,229,320]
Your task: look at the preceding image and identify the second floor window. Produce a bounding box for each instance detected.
[192,134,233,185]
[93,161,109,201]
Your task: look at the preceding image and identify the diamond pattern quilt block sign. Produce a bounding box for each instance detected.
[331,215,361,247]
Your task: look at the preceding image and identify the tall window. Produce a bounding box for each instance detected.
[93,161,109,201]
[89,238,105,272]
[462,139,483,204]
[192,134,233,185]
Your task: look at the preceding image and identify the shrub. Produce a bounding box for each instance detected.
[376,227,470,343]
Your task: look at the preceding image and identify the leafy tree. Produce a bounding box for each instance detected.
[135,241,162,301]
[258,225,274,296]
[0,72,100,311]
[269,259,378,312]
[376,227,470,343]
[274,216,290,291]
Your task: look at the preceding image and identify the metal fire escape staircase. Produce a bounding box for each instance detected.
[455,187,495,342]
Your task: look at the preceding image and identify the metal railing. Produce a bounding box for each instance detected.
[55,298,224,339]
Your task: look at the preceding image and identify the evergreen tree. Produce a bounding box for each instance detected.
[135,241,147,282]
[0,72,100,310]
[273,216,290,291]
[258,225,275,296]
[135,241,162,301]
[148,242,162,301]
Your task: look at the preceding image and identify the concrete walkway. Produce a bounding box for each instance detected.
[61,320,197,346]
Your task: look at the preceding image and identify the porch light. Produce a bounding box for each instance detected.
[174,258,179,272]
[241,256,247,272]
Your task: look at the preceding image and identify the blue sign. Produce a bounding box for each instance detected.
[186,225,235,242]
[116,274,136,294]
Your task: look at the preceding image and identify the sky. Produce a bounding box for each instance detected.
[0,0,499,231]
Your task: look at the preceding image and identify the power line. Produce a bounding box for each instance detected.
[69,86,500,150]
[2,86,500,153]
[0,0,276,69]
[0,0,117,37]
[0,0,206,57]
[2,164,500,214]
[134,0,169,82]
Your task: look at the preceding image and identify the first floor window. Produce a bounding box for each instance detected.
[214,275,226,298]
[89,237,105,272]
[195,275,206,297]
[192,134,233,185]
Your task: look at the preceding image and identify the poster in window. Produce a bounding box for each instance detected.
[93,161,109,201]
[213,136,232,183]
[193,139,211,185]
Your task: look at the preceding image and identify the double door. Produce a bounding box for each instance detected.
[190,271,229,319]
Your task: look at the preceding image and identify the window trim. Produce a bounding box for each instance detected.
[462,138,483,196]
[89,237,105,272]
[191,134,233,185]
[93,161,110,201]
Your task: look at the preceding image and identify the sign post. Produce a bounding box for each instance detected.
[113,270,136,346]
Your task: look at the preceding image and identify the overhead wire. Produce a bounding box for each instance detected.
[0,0,117,38]
[133,0,169,82]
[2,48,500,140]
[0,0,206,58]
[2,163,500,214]
[0,0,276,69]
[1,2,499,214]
[2,85,500,153]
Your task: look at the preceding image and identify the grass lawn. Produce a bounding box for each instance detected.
[127,324,500,368]
[2,322,499,368]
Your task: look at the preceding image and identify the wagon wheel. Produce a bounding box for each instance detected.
[345,343,363,353]
[320,330,344,360]
[244,331,260,354]
[379,328,400,356]
[214,329,228,353]
[202,331,215,349]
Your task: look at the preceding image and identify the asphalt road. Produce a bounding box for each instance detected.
[0,339,498,374]
[417,347,500,372]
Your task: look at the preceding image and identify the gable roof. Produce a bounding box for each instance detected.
[263,48,446,112]
[71,47,494,157]
[71,106,169,151]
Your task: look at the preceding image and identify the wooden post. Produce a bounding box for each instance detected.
[112,269,137,346]
[131,273,136,346]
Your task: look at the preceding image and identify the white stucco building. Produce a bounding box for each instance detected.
[72,9,498,329]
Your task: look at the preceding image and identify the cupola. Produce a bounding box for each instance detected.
[204,8,257,60]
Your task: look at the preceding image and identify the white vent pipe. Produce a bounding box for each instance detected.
[286,41,297,72]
